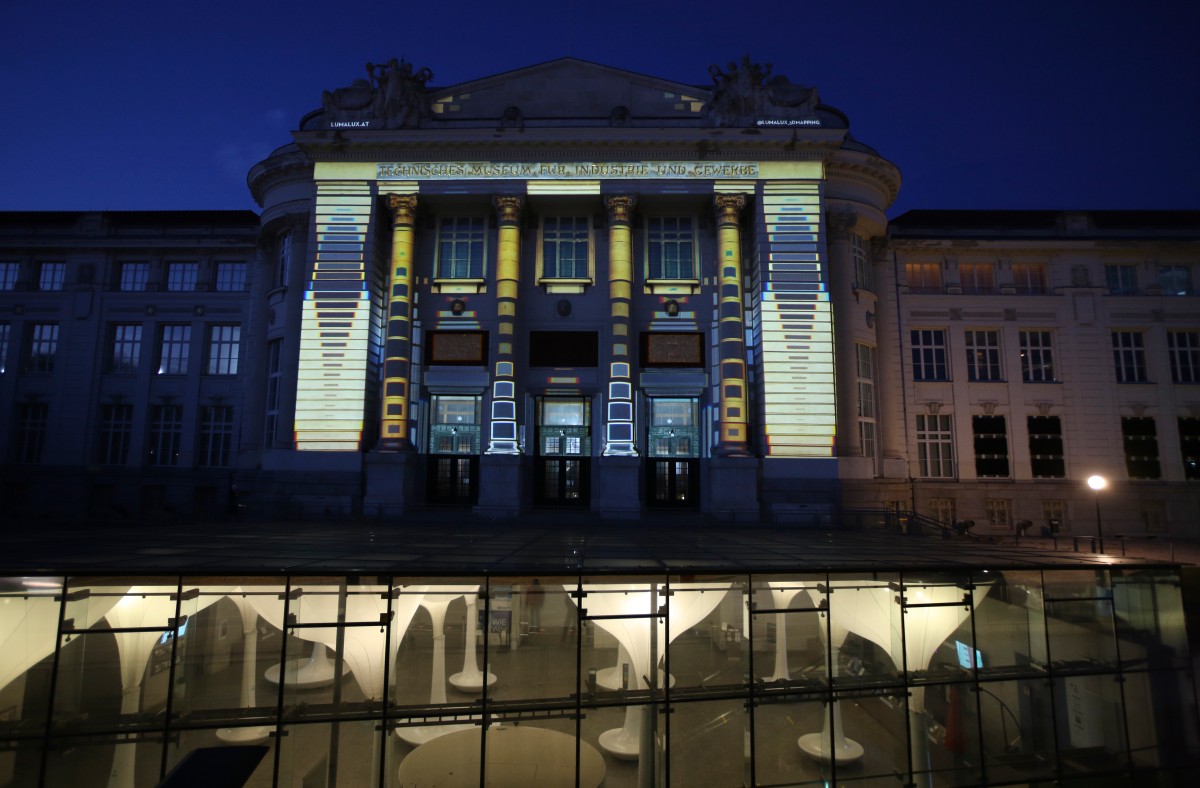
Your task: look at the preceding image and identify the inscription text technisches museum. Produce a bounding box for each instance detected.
[376,161,760,180]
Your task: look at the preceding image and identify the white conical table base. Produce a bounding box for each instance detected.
[264,644,349,689]
[448,591,497,692]
[396,591,477,745]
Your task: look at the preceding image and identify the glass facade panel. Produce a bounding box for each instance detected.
[0,567,1194,786]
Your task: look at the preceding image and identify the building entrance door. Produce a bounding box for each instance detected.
[645,398,699,507]
[427,395,480,504]
[535,397,590,506]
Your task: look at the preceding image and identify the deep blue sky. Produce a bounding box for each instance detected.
[2,0,1196,216]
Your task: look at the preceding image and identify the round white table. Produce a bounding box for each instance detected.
[397,724,606,787]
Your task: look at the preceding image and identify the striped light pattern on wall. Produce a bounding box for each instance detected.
[294,181,374,451]
[755,181,835,457]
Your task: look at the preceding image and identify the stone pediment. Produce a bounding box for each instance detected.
[426,58,709,125]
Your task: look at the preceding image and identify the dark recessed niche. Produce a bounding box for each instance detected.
[529,331,598,367]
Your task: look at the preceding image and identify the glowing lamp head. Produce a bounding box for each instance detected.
[1087,475,1107,491]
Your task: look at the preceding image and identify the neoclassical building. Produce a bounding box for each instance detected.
[1,58,1198,535]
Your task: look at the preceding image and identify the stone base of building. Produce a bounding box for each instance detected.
[476,454,523,518]
[707,457,761,521]
[363,450,419,518]
[594,456,642,519]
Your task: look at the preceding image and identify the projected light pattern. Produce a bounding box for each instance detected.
[714,193,751,455]
[487,196,522,454]
[295,182,373,451]
[755,182,835,457]
[603,195,637,455]
[380,194,418,448]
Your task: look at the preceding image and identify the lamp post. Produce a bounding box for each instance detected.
[1087,475,1107,553]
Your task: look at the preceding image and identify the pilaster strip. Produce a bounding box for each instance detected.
[604,195,638,456]
[715,193,751,456]
[487,195,523,454]
[379,194,418,449]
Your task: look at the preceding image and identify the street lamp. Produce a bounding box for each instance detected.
[1087,475,1107,553]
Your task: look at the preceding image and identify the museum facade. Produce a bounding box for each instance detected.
[1,57,1199,534]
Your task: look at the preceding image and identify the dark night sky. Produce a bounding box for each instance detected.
[2,0,1196,216]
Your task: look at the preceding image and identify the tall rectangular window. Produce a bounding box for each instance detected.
[541,216,591,279]
[198,405,235,467]
[14,403,49,463]
[157,324,191,375]
[1028,416,1066,478]
[973,415,1010,477]
[958,263,994,294]
[215,261,248,292]
[108,324,142,373]
[25,323,58,373]
[1168,331,1200,383]
[1011,263,1047,294]
[647,217,695,280]
[965,330,1002,381]
[910,329,948,381]
[1112,331,1148,383]
[1179,418,1200,480]
[264,339,282,445]
[905,262,942,294]
[119,262,149,291]
[0,262,18,290]
[1158,265,1192,295]
[206,325,241,375]
[0,322,9,374]
[856,344,877,461]
[38,262,65,291]
[1122,416,1161,479]
[275,232,292,288]
[436,217,485,279]
[1019,331,1055,382]
[916,414,954,478]
[147,404,183,466]
[851,234,871,291]
[1106,264,1139,295]
[97,403,134,465]
[166,262,198,291]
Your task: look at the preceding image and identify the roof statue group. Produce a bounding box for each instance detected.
[320,56,820,129]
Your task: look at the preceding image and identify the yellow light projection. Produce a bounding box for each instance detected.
[294,182,374,451]
[757,182,835,457]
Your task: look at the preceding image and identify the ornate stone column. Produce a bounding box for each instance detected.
[380,194,418,451]
[714,194,751,457]
[487,195,523,455]
[603,195,637,456]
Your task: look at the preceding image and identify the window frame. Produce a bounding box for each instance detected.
[1028,415,1066,478]
[434,216,487,283]
[205,324,241,376]
[1158,265,1192,296]
[157,324,191,376]
[147,403,184,467]
[1105,264,1139,295]
[107,323,143,374]
[972,415,1010,478]
[910,329,949,382]
[0,261,19,291]
[197,405,235,467]
[24,322,59,373]
[97,403,134,465]
[118,261,150,292]
[37,262,65,291]
[215,261,248,292]
[905,261,942,294]
[964,329,1003,382]
[537,214,593,290]
[14,402,49,463]
[1011,263,1048,295]
[645,216,698,283]
[165,261,199,292]
[1121,416,1161,479]
[916,413,955,478]
[1168,331,1200,383]
[958,263,995,295]
[1019,330,1056,383]
[1112,331,1148,383]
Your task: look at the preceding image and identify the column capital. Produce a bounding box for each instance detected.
[492,195,524,224]
[605,194,637,225]
[386,193,418,225]
[714,193,746,226]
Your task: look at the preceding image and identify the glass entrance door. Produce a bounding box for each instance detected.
[646,398,700,507]
[535,397,591,505]
[427,395,480,504]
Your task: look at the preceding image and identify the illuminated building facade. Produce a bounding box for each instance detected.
[1,58,1199,534]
